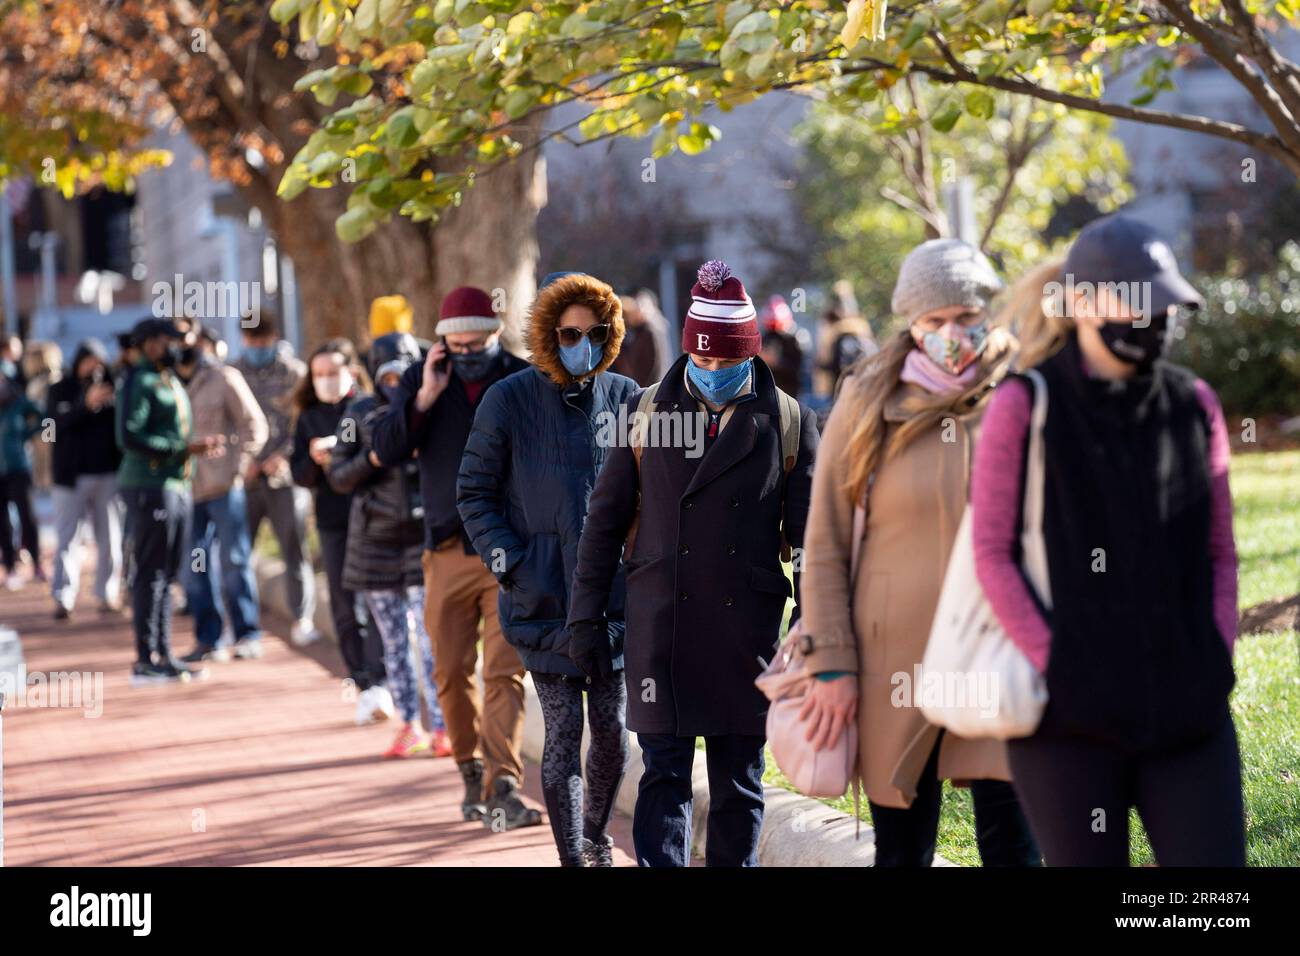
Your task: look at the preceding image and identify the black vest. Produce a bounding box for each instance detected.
[1032,335,1234,751]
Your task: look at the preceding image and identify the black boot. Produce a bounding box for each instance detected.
[483,774,543,832]
[581,834,614,867]
[458,759,487,822]
[541,780,584,865]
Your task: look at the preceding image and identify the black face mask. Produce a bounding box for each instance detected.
[448,342,501,383]
[159,343,181,369]
[1097,311,1170,371]
[178,346,198,367]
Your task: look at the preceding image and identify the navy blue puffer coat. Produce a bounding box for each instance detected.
[456,274,639,677]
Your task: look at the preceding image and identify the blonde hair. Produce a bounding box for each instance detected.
[999,258,1074,371]
[840,323,1016,505]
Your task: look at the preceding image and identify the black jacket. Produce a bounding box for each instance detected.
[567,355,819,736]
[1033,336,1234,751]
[372,351,529,553]
[327,393,425,592]
[457,367,639,677]
[47,341,120,487]
[292,394,358,531]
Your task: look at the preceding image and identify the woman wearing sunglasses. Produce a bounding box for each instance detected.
[457,271,638,866]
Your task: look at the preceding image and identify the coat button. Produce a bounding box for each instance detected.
[679,544,689,556]
[683,499,693,510]
[729,497,739,508]
[723,596,734,607]
[725,545,736,556]
[679,592,688,602]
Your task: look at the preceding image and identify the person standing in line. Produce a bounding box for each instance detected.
[759,294,805,398]
[22,341,61,495]
[457,273,636,855]
[567,260,819,867]
[330,332,449,759]
[48,338,123,618]
[0,356,43,590]
[971,215,1244,866]
[371,287,532,823]
[233,311,318,646]
[610,292,670,386]
[797,239,1042,867]
[291,337,392,724]
[813,282,878,401]
[116,318,224,684]
[176,325,269,663]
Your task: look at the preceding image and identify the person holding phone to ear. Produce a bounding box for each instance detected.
[292,338,389,724]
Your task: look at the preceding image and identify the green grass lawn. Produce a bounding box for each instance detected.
[767,447,1300,866]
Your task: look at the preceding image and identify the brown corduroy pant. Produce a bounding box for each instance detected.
[422,543,526,795]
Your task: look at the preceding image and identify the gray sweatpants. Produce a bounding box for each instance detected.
[51,472,123,611]
[245,477,314,622]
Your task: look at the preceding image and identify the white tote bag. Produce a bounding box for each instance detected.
[920,369,1051,740]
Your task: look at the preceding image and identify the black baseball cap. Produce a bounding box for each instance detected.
[130,317,184,347]
[1064,214,1204,318]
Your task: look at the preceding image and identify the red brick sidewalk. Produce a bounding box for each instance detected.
[0,573,635,866]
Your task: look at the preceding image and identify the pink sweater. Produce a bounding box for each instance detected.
[971,375,1238,674]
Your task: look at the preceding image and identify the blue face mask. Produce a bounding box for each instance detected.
[243,344,276,368]
[687,358,752,405]
[558,338,603,378]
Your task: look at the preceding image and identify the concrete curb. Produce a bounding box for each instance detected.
[252,556,954,866]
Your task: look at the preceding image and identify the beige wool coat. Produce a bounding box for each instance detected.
[801,375,1012,809]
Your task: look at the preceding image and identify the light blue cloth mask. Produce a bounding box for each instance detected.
[559,338,603,377]
[243,344,276,368]
[686,358,752,405]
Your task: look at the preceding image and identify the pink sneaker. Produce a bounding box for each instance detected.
[383,723,430,759]
[429,728,454,758]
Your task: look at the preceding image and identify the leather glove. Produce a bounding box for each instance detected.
[567,618,614,680]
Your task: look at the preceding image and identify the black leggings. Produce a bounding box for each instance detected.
[0,470,39,571]
[1007,711,1245,866]
[870,734,1042,867]
[532,672,628,866]
[319,527,385,690]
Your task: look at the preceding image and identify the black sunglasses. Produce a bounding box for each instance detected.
[555,324,612,347]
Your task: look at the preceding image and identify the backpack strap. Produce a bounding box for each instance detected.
[775,387,801,562]
[624,382,661,556]
[630,382,660,472]
[775,387,800,475]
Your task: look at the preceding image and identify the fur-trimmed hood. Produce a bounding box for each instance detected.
[526,273,624,386]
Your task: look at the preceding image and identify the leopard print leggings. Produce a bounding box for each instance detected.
[532,672,628,866]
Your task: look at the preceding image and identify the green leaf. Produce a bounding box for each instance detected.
[930,103,962,132]
[964,89,996,120]
[336,204,379,242]
[269,0,301,24]
[900,13,930,50]
[386,110,419,148]
[338,72,374,97]
[276,164,311,201]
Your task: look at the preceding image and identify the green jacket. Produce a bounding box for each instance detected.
[0,387,42,477]
[116,357,192,490]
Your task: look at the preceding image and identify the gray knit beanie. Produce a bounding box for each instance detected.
[891,238,1004,324]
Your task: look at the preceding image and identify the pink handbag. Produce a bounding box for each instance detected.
[755,502,867,804]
